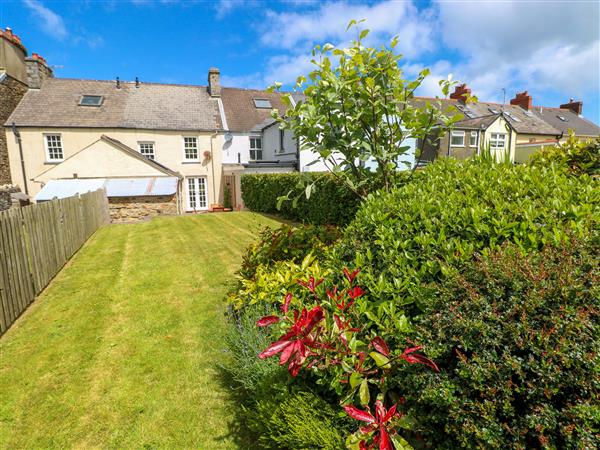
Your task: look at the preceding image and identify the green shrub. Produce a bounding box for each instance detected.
[224,304,286,397]
[238,224,340,280]
[228,255,330,310]
[241,172,360,225]
[529,133,600,177]
[246,390,350,450]
[333,157,599,320]
[397,238,600,449]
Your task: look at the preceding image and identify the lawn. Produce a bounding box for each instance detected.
[0,212,281,449]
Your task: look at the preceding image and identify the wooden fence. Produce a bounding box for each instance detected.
[0,189,110,334]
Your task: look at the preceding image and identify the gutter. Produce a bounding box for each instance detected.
[11,122,28,195]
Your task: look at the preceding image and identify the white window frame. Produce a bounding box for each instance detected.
[138,141,155,160]
[250,136,263,160]
[490,133,507,149]
[44,134,64,162]
[469,131,478,147]
[450,130,465,147]
[183,136,199,161]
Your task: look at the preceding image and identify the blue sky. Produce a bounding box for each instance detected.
[2,0,599,123]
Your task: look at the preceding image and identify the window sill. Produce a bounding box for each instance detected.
[44,161,63,165]
[182,160,200,164]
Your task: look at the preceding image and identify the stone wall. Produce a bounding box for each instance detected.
[0,184,20,211]
[0,75,28,185]
[108,194,178,223]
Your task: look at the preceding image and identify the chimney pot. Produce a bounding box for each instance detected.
[509,90,532,110]
[560,99,583,115]
[208,67,221,97]
[449,83,472,102]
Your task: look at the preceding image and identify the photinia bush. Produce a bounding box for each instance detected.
[256,269,438,450]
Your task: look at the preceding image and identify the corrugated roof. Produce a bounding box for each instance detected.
[5,78,222,131]
[34,177,179,201]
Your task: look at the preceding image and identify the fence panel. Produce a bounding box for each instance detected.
[0,189,109,335]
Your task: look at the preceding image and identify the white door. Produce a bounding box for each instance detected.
[186,177,208,211]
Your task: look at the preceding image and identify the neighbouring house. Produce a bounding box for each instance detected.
[217,77,299,209]
[4,76,224,218]
[417,85,600,164]
[1,27,52,209]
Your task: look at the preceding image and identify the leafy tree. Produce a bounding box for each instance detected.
[271,21,465,200]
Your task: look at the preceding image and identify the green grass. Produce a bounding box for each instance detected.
[0,212,281,449]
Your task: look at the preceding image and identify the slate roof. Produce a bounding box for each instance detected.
[5,78,222,131]
[412,97,562,136]
[530,107,600,137]
[220,87,289,132]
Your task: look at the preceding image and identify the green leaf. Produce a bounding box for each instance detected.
[359,378,370,405]
[350,372,363,389]
[390,434,413,450]
[370,351,391,369]
[359,29,370,40]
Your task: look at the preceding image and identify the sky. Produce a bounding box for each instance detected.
[2,0,599,124]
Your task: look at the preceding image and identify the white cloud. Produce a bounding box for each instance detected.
[23,0,68,40]
[433,0,600,98]
[214,0,245,19]
[261,0,435,57]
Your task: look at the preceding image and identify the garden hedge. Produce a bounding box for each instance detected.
[333,157,599,318]
[241,172,359,225]
[398,238,600,449]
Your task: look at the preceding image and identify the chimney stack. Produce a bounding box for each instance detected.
[449,83,472,102]
[25,52,53,89]
[0,27,28,85]
[510,90,532,110]
[208,67,221,97]
[560,98,583,116]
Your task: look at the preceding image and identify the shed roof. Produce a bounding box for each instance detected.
[5,78,222,131]
[34,177,179,202]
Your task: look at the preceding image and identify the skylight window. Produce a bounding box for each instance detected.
[557,115,568,122]
[488,107,500,114]
[253,99,272,109]
[464,111,476,118]
[505,112,522,123]
[524,110,534,117]
[79,95,103,106]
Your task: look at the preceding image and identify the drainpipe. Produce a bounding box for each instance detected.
[12,123,28,195]
[210,130,218,205]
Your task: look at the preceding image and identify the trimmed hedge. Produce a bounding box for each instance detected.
[241,172,360,225]
[399,238,600,449]
[333,157,599,316]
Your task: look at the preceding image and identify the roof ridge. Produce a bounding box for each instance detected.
[47,77,209,89]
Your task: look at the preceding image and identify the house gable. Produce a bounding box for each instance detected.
[33,135,177,183]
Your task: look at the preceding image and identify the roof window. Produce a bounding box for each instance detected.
[557,115,568,122]
[505,111,521,123]
[488,107,500,114]
[253,98,272,108]
[464,110,476,118]
[79,95,103,106]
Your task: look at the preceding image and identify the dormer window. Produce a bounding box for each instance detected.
[253,99,271,109]
[79,95,103,106]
